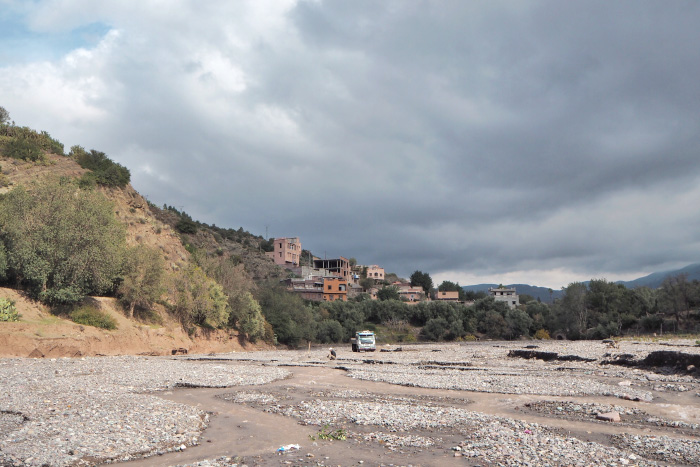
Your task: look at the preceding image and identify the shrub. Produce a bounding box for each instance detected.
[69,146,130,188]
[0,297,19,322]
[69,305,117,330]
[3,136,44,162]
[534,328,551,340]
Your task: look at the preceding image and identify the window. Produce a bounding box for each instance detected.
[327,285,332,290]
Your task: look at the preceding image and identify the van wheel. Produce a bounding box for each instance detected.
[352,344,358,352]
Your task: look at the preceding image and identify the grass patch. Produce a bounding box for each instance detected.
[69,305,117,330]
[309,425,347,441]
[0,297,19,322]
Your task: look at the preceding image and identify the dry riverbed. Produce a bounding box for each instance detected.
[1,339,700,466]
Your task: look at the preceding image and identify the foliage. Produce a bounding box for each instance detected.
[0,242,6,280]
[0,297,19,322]
[230,291,266,341]
[69,145,130,188]
[410,270,433,295]
[170,265,229,328]
[0,106,9,125]
[534,328,551,340]
[257,284,316,347]
[316,319,345,343]
[0,178,126,305]
[69,305,117,330]
[118,245,165,318]
[376,285,399,301]
[1,123,64,157]
[196,254,266,340]
[3,136,44,162]
[175,214,198,234]
[310,425,347,441]
[420,317,449,341]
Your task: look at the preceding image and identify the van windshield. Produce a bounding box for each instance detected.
[359,336,374,344]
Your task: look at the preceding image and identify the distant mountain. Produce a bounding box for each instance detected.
[616,263,700,289]
[462,283,563,304]
[462,263,700,304]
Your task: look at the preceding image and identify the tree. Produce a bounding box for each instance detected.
[0,178,126,304]
[196,255,267,340]
[230,291,266,341]
[557,282,589,338]
[0,106,9,125]
[410,270,433,295]
[659,274,692,326]
[438,280,465,301]
[359,277,374,291]
[257,284,316,346]
[170,265,229,328]
[377,285,400,301]
[117,245,165,318]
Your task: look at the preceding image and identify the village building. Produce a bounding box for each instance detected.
[489,286,519,309]
[365,265,385,281]
[397,284,425,302]
[268,237,302,267]
[435,290,460,301]
[313,257,352,282]
[282,276,348,302]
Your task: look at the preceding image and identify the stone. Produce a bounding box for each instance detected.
[596,412,621,422]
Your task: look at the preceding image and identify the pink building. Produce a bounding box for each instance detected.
[272,237,301,267]
[365,265,385,281]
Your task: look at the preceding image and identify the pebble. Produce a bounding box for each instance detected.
[2,340,700,466]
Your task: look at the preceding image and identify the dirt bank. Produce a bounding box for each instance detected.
[0,287,260,358]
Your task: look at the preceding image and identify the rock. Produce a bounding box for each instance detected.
[596,412,621,422]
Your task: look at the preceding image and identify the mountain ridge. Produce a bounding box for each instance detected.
[462,263,700,303]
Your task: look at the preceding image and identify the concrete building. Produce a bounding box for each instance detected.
[313,257,351,281]
[435,290,460,301]
[489,287,519,309]
[271,237,301,267]
[282,276,348,302]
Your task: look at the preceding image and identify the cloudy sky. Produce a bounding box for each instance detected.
[2,0,699,289]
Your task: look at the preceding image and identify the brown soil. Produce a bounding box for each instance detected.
[0,287,261,358]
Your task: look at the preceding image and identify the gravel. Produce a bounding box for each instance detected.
[0,356,289,466]
[2,340,700,466]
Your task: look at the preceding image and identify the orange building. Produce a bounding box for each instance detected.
[322,277,348,302]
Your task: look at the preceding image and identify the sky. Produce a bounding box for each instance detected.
[1,0,700,289]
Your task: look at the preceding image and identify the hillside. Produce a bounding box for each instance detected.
[617,263,700,289]
[0,152,280,357]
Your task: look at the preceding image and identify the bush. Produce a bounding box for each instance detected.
[0,297,19,322]
[3,136,44,162]
[534,329,551,340]
[69,305,117,330]
[69,146,130,188]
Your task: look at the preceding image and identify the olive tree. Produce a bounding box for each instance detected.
[0,178,126,304]
[118,245,165,318]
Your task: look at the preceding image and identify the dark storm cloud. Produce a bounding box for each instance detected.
[2,0,700,287]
